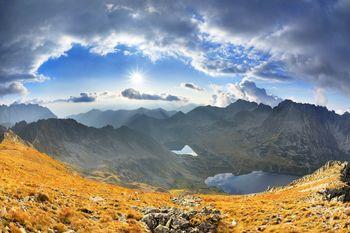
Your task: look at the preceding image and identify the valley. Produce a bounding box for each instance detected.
[0,130,350,232]
[3,100,350,193]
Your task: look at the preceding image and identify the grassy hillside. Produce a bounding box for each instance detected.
[0,132,173,232]
[1,131,350,232]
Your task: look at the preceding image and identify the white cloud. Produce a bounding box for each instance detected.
[314,88,328,106]
[1,0,350,97]
[211,80,282,107]
[121,88,186,102]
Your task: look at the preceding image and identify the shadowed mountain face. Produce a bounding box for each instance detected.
[68,108,177,128]
[11,119,201,189]
[0,103,57,127]
[126,99,350,177]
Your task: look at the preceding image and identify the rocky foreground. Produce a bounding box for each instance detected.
[0,131,350,232]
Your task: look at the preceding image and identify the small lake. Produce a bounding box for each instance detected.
[205,171,299,194]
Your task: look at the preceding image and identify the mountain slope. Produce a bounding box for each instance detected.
[127,99,350,176]
[0,135,349,232]
[68,107,177,128]
[11,119,201,189]
[0,129,173,232]
[0,103,56,127]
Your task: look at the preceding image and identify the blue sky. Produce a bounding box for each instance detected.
[3,43,350,117]
[1,1,350,117]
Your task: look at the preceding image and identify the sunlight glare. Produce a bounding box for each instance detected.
[129,70,144,84]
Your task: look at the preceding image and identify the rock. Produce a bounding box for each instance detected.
[172,195,202,207]
[172,217,190,230]
[154,225,170,233]
[231,219,237,227]
[36,193,49,203]
[154,213,170,226]
[142,213,158,230]
[341,162,350,184]
[144,207,160,214]
[165,218,172,228]
[90,196,104,202]
[190,228,200,233]
[79,208,93,214]
[141,206,221,233]
[319,187,350,202]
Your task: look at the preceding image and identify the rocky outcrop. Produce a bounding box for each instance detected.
[317,161,350,202]
[0,130,33,147]
[171,195,202,207]
[141,207,221,233]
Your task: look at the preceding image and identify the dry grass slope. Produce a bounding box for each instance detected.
[0,133,173,232]
[0,131,350,232]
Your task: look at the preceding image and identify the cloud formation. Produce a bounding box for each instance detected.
[67,93,97,103]
[181,82,204,91]
[211,80,282,107]
[0,82,27,97]
[1,1,350,95]
[121,88,185,102]
[42,93,98,104]
[314,88,328,106]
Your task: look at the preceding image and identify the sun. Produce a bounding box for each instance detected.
[129,70,144,84]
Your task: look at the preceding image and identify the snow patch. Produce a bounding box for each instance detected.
[172,145,198,157]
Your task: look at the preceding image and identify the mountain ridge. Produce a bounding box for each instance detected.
[126,99,350,177]
[11,118,202,189]
[68,107,177,128]
[0,103,57,127]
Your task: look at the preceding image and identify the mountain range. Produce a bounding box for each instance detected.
[7,99,350,189]
[126,99,350,177]
[2,125,350,232]
[68,107,177,128]
[12,118,201,189]
[0,103,56,127]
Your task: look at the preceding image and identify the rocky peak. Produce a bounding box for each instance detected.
[226,99,258,110]
[0,129,33,147]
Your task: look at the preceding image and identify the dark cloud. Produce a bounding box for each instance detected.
[52,93,97,103]
[1,1,350,95]
[0,82,27,97]
[121,88,184,101]
[68,93,96,103]
[181,82,204,91]
[196,0,350,92]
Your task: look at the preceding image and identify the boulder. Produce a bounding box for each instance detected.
[141,206,221,233]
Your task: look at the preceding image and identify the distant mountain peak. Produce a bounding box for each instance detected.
[69,107,177,128]
[227,99,258,109]
[0,103,57,127]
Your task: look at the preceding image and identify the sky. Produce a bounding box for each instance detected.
[0,0,350,117]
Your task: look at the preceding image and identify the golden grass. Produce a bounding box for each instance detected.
[0,137,173,232]
[0,136,349,232]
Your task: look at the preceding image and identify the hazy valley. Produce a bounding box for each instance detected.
[0,100,350,232]
[3,100,350,193]
[0,130,350,232]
